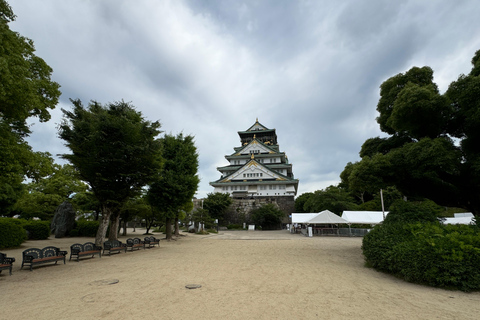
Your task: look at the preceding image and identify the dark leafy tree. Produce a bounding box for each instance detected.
[0,1,61,214]
[303,186,358,214]
[202,192,232,225]
[147,133,199,240]
[191,208,214,232]
[250,204,284,230]
[13,164,87,220]
[58,99,162,246]
[345,49,480,216]
[294,192,314,213]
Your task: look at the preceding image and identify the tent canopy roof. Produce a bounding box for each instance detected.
[341,211,388,225]
[291,213,318,224]
[306,210,349,224]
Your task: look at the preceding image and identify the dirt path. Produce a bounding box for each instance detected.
[1,230,478,319]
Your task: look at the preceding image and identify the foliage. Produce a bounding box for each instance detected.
[191,208,214,231]
[250,204,284,230]
[202,192,232,224]
[294,192,313,212]
[0,1,61,215]
[69,220,100,237]
[147,133,199,240]
[13,164,87,220]
[303,186,358,214]
[363,222,480,292]
[0,0,60,128]
[58,99,163,245]
[344,49,480,216]
[23,220,50,240]
[383,199,443,224]
[0,218,27,249]
[227,224,244,230]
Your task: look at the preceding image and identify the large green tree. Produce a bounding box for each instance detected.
[0,0,61,214]
[202,192,232,225]
[147,133,199,240]
[58,99,162,246]
[347,49,480,216]
[303,186,358,214]
[13,164,87,220]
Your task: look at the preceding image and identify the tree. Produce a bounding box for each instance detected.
[13,164,87,220]
[58,99,162,246]
[294,192,313,213]
[303,186,358,214]
[349,49,480,216]
[250,203,284,230]
[191,208,214,232]
[202,192,232,225]
[119,196,151,236]
[0,0,61,214]
[0,0,60,129]
[147,133,199,240]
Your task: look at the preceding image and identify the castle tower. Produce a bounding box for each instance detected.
[210,119,299,199]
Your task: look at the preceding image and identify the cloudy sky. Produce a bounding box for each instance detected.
[8,0,480,198]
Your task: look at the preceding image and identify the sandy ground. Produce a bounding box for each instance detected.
[1,229,479,320]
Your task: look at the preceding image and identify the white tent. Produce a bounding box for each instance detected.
[306,210,349,224]
[341,211,388,225]
[291,213,318,224]
[443,213,475,225]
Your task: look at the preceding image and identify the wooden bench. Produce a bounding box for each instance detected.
[144,236,160,248]
[70,242,102,261]
[103,240,126,255]
[21,246,67,271]
[126,238,145,251]
[0,252,15,276]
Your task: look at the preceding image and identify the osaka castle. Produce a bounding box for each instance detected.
[210,119,299,199]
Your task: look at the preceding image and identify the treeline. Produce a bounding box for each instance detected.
[0,1,199,246]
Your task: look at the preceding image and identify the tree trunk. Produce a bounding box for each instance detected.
[165,217,172,241]
[109,213,120,241]
[174,217,179,236]
[95,205,112,247]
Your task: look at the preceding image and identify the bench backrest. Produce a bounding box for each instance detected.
[103,240,123,249]
[70,242,98,252]
[83,242,98,251]
[144,236,158,242]
[23,246,60,259]
[127,238,143,245]
[0,252,7,263]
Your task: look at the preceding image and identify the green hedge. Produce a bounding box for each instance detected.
[23,220,50,240]
[0,218,27,249]
[363,222,480,292]
[69,220,99,237]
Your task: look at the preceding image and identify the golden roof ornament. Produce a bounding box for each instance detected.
[251,153,254,160]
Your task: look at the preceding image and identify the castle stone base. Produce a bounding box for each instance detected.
[224,196,295,226]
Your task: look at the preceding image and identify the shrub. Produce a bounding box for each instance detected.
[70,220,100,237]
[0,218,27,249]
[363,222,480,291]
[384,199,442,224]
[227,224,243,230]
[362,222,412,272]
[250,204,284,230]
[23,220,50,240]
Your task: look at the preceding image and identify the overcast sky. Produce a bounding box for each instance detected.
[8,0,480,198]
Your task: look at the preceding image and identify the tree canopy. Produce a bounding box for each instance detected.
[58,99,162,245]
[342,49,480,216]
[0,0,61,215]
[147,133,199,240]
[0,0,60,132]
[202,192,232,225]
